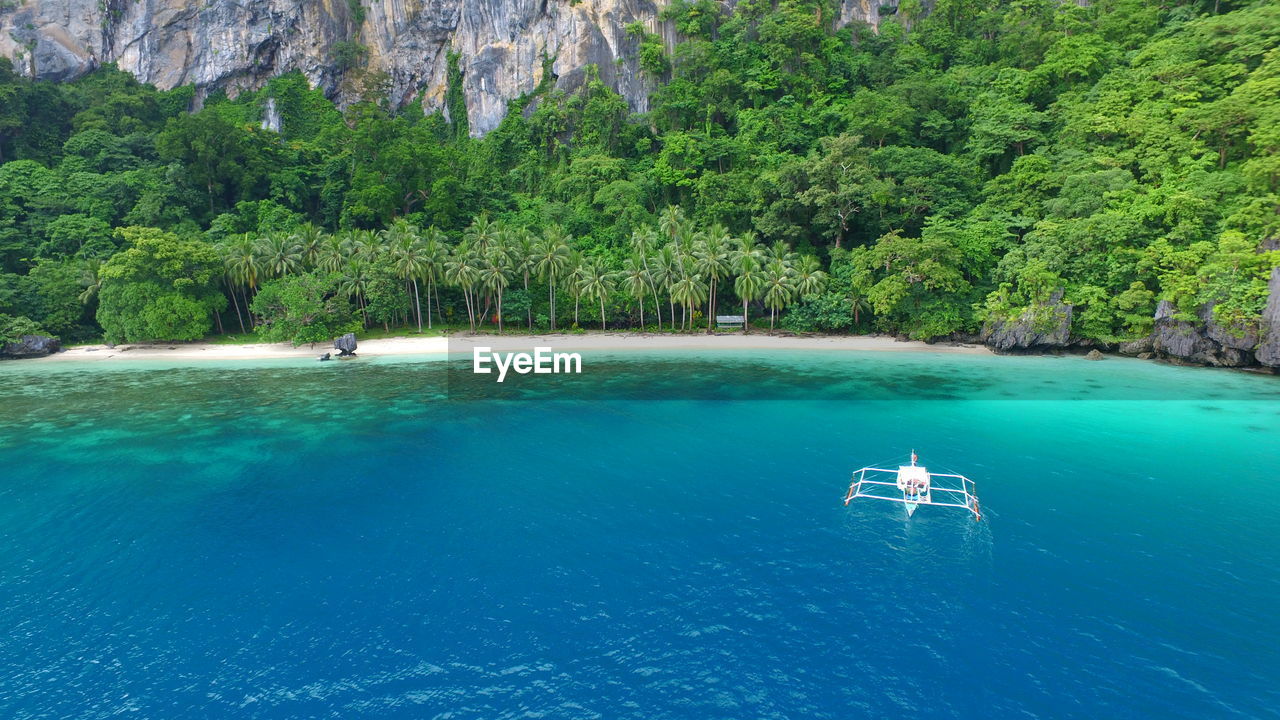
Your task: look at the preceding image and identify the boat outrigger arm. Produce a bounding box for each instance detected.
[843,451,982,521]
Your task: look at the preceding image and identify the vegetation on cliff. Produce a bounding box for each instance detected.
[0,0,1276,347]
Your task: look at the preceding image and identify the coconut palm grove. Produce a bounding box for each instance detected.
[1,0,1278,347]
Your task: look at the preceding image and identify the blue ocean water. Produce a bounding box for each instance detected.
[2,350,1278,718]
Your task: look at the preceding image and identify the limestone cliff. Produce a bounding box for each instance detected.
[1250,267,1280,367]
[980,289,1074,353]
[1150,301,1257,367]
[0,0,882,135]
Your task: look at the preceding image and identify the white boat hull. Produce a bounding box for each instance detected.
[905,502,918,517]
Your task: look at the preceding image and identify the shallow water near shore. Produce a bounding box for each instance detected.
[2,350,1278,718]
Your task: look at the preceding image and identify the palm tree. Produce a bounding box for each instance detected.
[77,259,103,306]
[351,230,381,262]
[630,227,663,328]
[513,228,538,330]
[421,227,449,329]
[463,214,500,255]
[534,227,571,331]
[671,258,708,332]
[292,223,326,269]
[695,226,733,333]
[733,233,764,267]
[480,224,518,325]
[674,226,699,261]
[340,259,372,326]
[225,234,261,289]
[733,256,765,334]
[444,246,481,332]
[851,293,872,327]
[210,246,245,332]
[386,220,427,332]
[764,240,796,265]
[620,255,651,329]
[567,250,586,327]
[257,233,303,279]
[793,254,829,298]
[658,205,686,242]
[315,234,349,274]
[577,260,616,330]
[224,233,261,325]
[762,259,796,331]
[465,221,498,324]
[460,212,499,322]
[478,246,512,332]
[651,245,680,331]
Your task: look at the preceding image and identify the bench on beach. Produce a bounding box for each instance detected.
[716,315,746,330]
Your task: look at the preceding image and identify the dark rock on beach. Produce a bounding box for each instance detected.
[981,289,1073,352]
[1,334,62,359]
[1085,349,1104,361]
[334,333,357,357]
[319,352,331,361]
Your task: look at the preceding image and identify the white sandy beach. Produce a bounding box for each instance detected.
[33,332,990,363]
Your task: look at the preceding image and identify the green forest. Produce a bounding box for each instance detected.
[1,0,1277,346]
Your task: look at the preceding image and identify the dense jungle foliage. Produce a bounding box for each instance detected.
[0,0,1277,345]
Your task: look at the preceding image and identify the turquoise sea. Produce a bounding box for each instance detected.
[2,349,1278,718]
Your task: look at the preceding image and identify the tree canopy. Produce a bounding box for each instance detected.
[96,227,226,343]
[0,0,1277,344]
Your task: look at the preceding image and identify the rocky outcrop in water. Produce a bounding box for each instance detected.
[0,0,884,135]
[334,332,357,356]
[981,290,1073,353]
[1,334,62,358]
[1151,301,1256,367]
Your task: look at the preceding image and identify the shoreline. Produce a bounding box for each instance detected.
[28,333,991,364]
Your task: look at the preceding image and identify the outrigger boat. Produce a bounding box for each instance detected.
[843,451,982,520]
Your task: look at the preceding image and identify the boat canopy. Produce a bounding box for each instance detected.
[896,465,929,489]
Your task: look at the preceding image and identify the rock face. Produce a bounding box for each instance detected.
[1,334,62,358]
[261,96,282,133]
[334,332,357,356]
[0,0,884,135]
[1117,336,1153,357]
[1151,300,1256,367]
[981,290,1073,353]
[1256,267,1280,367]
